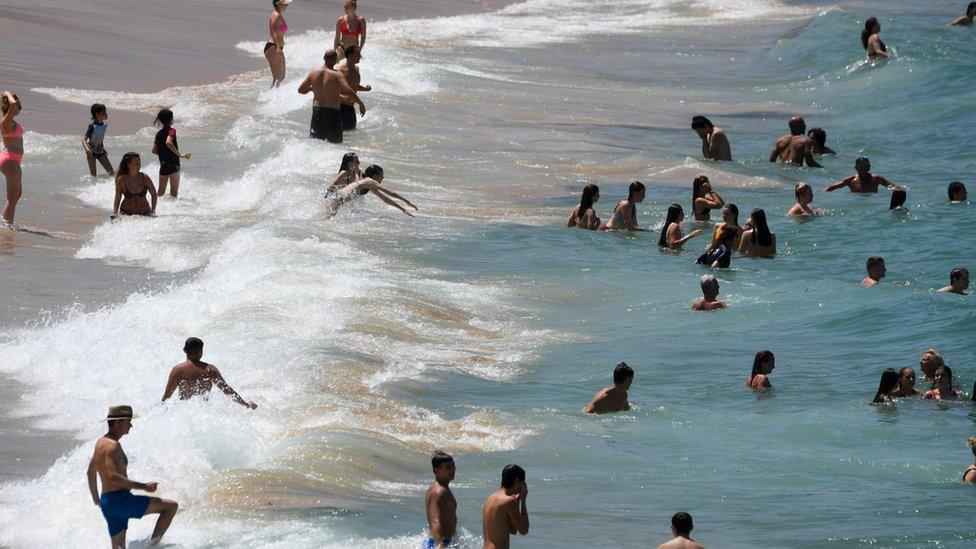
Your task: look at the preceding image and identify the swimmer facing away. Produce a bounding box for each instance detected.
[948,181,967,202]
[861,256,885,286]
[952,2,976,26]
[873,368,899,404]
[938,268,969,295]
[769,116,821,168]
[862,17,888,58]
[161,337,257,408]
[425,451,457,549]
[327,164,418,217]
[583,362,634,413]
[659,512,705,549]
[748,350,774,389]
[482,465,529,549]
[568,184,601,230]
[691,115,732,161]
[692,274,728,310]
[825,157,902,194]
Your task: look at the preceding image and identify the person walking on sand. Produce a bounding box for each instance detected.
[425,451,457,549]
[162,337,257,408]
[299,50,362,143]
[86,405,179,549]
[482,464,529,549]
[264,0,292,88]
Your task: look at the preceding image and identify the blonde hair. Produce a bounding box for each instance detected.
[795,182,812,200]
[922,349,945,368]
[969,436,976,456]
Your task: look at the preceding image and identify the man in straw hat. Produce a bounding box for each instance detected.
[86,405,179,548]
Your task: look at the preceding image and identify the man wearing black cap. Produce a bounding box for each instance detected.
[161,337,257,409]
[86,405,179,548]
[825,156,902,194]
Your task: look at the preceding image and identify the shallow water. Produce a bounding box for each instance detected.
[2,0,976,547]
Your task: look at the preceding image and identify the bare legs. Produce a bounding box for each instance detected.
[157,171,181,198]
[86,154,115,177]
[1,160,22,224]
[146,497,178,544]
[265,48,286,88]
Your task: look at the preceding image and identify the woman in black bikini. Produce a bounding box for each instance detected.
[264,0,291,88]
[691,175,724,221]
[112,152,157,218]
[862,17,888,58]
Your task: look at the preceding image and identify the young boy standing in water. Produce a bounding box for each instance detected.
[482,465,529,548]
[425,451,457,548]
[83,103,114,176]
[659,512,704,549]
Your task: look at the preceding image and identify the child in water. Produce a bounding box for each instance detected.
[151,109,191,198]
[83,103,114,177]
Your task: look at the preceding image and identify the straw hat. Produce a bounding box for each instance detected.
[106,405,138,420]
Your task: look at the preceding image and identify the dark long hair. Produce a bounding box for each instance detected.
[115,152,141,189]
[578,184,599,220]
[751,350,774,378]
[724,203,739,225]
[659,203,683,247]
[0,93,19,115]
[873,368,899,403]
[627,181,645,203]
[339,152,358,173]
[153,108,174,128]
[749,208,773,247]
[363,164,383,180]
[861,17,879,50]
[692,175,709,203]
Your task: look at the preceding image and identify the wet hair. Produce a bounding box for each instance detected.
[115,152,141,189]
[934,365,953,390]
[950,267,969,284]
[627,181,645,202]
[700,274,719,296]
[339,152,359,173]
[577,184,599,220]
[671,512,693,536]
[873,368,899,403]
[794,182,812,201]
[808,127,827,147]
[855,156,870,168]
[153,108,174,128]
[751,350,774,378]
[948,181,966,200]
[0,93,19,115]
[183,337,204,353]
[659,203,684,247]
[862,17,880,50]
[748,209,772,247]
[345,0,358,7]
[692,175,709,203]
[691,116,713,130]
[866,256,884,272]
[500,464,525,489]
[788,116,806,136]
[324,50,339,64]
[363,165,383,180]
[344,45,360,58]
[724,203,739,225]
[431,450,454,471]
[613,362,634,385]
[898,366,915,385]
[889,189,906,210]
[90,103,107,120]
[969,2,976,14]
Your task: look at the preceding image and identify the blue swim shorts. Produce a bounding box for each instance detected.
[424,538,452,549]
[100,489,151,537]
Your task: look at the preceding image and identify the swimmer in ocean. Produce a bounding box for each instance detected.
[747,350,774,389]
[807,128,835,155]
[918,349,946,380]
[336,45,369,131]
[710,204,742,249]
[659,512,704,549]
[604,181,646,231]
[862,17,888,58]
[328,152,362,192]
[872,368,899,404]
[425,451,457,549]
[938,267,969,295]
[327,164,418,217]
[567,184,601,230]
[691,115,732,161]
[659,203,702,250]
[583,362,633,413]
[737,209,776,258]
[861,256,886,286]
[891,367,922,397]
[948,181,968,202]
[161,337,257,409]
[299,50,362,144]
[825,157,901,194]
[924,365,959,400]
[964,437,976,484]
[692,274,727,311]
[769,116,821,168]
[691,175,725,221]
[787,182,821,217]
[482,465,529,549]
[83,103,114,176]
[951,2,976,26]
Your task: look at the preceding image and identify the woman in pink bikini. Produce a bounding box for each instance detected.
[334,0,366,59]
[0,91,24,228]
[264,0,292,88]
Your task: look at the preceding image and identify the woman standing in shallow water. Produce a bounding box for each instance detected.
[334,0,366,60]
[567,184,601,230]
[112,153,157,218]
[862,17,888,58]
[264,0,292,88]
[0,91,24,227]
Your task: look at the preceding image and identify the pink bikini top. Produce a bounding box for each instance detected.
[270,13,287,34]
[2,123,23,139]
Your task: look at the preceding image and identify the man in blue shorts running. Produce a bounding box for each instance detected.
[86,405,179,548]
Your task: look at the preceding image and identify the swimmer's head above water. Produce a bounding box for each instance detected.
[794,182,813,203]
[861,17,881,50]
[627,180,645,203]
[363,164,383,182]
[948,181,967,202]
[671,512,694,538]
[751,350,775,378]
[692,175,711,200]
[808,128,827,148]
[854,156,871,173]
[339,152,359,173]
[153,108,174,128]
[324,49,338,65]
[613,362,634,388]
[691,115,713,139]
[788,116,806,136]
[722,203,739,225]
[431,450,455,482]
[700,274,720,301]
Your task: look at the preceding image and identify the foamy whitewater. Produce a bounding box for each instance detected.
[2,0,976,547]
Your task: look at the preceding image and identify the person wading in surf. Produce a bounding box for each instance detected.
[162,337,257,408]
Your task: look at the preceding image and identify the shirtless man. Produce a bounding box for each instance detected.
[482,465,529,549]
[425,451,458,549]
[298,49,361,143]
[691,116,732,161]
[787,182,820,217]
[692,275,728,311]
[583,362,633,413]
[659,512,704,549]
[162,337,257,409]
[86,406,179,548]
[862,256,886,286]
[807,127,836,155]
[769,117,821,168]
[825,157,901,194]
[938,267,969,295]
[336,45,369,131]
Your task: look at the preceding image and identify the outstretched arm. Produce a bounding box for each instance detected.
[213,367,256,409]
[824,177,850,192]
[372,184,418,210]
[877,176,902,191]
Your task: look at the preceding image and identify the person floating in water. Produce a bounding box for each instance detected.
[86,405,179,549]
[299,50,362,143]
[264,0,291,88]
[1,91,24,227]
[826,157,901,194]
[691,116,732,161]
[659,203,702,250]
[659,512,705,549]
[567,184,601,230]
[151,109,190,198]
[891,367,921,397]
[162,337,257,408]
[964,437,976,484]
[861,256,886,286]
[604,181,646,231]
[336,45,369,131]
[692,274,728,310]
[924,365,959,400]
[769,116,821,168]
[327,164,418,217]
[862,17,888,58]
[83,103,114,176]
[938,267,969,295]
[948,181,968,202]
[482,464,529,549]
[737,209,776,257]
[951,2,976,26]
[112,152,157,218]
[747,350,774,389]
[583,362,634,413]
[807,127,835,155]
[787,182,821,217]
[873,368,899,404]
[691,175,725,221]
[425,451,457,549]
